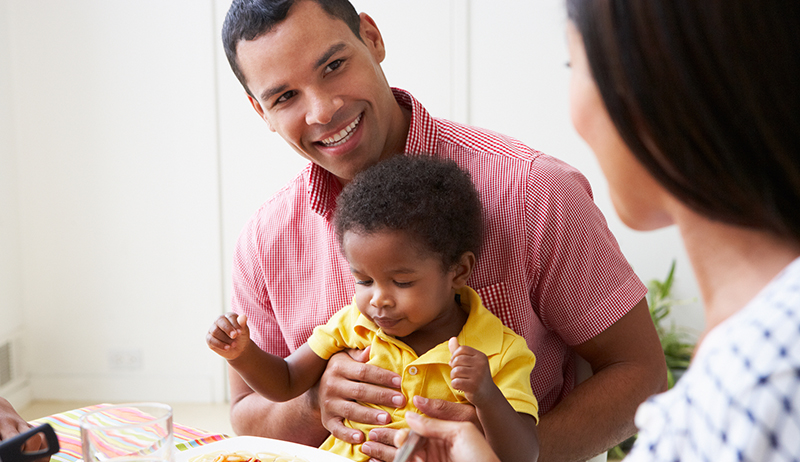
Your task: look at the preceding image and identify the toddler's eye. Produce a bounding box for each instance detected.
[394,281,413,288]
[355,279,372,286]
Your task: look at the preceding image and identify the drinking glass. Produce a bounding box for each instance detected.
[80,403,174,462]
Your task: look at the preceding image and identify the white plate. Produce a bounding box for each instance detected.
[176,436,350,462]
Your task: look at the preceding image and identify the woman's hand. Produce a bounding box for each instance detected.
[0,397,48,459]
[394,412,500,462]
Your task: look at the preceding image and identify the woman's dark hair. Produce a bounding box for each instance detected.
[568,0,800,243]
[222,0,362,98]
[334,155,484,269]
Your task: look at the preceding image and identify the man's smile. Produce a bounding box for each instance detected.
[319,113,363,147]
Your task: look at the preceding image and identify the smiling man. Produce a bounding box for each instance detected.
[220,1,668,461]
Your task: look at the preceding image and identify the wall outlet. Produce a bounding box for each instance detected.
[108,349,143,370]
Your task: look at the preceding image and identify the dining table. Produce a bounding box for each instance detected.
[30,404,229,462]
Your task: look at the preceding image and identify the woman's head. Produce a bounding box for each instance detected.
[334,154,484,270]
[567,0,800,242]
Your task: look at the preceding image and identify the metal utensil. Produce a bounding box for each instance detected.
[0,424,60,462]
[393,430,425,462]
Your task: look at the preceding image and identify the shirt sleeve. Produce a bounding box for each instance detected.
[307,304,370,360]
[524,155,646,345]
[628,361,800,461]
[492,333,540,422]
[230,214,290,358]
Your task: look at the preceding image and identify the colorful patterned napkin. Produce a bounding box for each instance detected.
[32,404,228,462]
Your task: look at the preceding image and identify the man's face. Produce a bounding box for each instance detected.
[236,0,407,184]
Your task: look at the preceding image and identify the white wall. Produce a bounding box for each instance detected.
[0,0,29,405]
[6,0,226,402]
[0,0,703,405]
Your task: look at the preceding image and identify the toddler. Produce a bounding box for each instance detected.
[207,155,539,462]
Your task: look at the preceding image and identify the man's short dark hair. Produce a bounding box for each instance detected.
[334,155,484,270]
[222,0,362,98]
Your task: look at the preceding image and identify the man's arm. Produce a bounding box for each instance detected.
[536,297,668,462]
[228,367,330,445]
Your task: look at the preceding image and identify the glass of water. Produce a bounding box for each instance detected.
[80,403,173,462]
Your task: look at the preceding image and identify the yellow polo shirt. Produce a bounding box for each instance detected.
[307,286,538,462]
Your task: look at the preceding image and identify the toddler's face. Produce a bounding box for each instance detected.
[342,229,463,339]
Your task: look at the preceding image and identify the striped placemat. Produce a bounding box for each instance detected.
[32,404,228,462]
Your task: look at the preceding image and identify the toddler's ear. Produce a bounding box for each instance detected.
[451,251,476,287]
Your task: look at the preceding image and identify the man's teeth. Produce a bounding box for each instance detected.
[320,114,361,147]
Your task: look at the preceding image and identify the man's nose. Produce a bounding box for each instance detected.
[305,90,344,126]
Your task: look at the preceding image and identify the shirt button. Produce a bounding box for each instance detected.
[408,366,418,375]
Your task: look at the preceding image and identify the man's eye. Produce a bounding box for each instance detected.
[275,90,296,104]
[324,59,343,74]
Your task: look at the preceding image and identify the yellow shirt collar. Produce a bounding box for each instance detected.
[350,286,505,364]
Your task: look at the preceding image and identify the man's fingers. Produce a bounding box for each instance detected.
[361,438,397,462]
[318,350,404,451]
[323,415,365,444]
[368,427,398,446]
[346,345,371,362]
[323,395,393,428]
[327,353,402,392]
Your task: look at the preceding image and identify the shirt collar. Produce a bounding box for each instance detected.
[306,88,439,218]
[392,88,439,155]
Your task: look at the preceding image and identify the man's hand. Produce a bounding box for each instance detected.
[318,347,405,444]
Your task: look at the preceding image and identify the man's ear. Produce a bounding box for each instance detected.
[247,93,275,132]
[359,12,385,63]
[451,252,476,288]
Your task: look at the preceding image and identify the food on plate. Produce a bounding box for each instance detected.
[189,450,309,462]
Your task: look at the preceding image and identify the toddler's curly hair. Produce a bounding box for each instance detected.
[334,155,483,269]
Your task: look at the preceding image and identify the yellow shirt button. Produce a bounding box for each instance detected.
[408,366,418,375]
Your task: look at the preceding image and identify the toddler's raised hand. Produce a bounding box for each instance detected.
[206,312,250,361]
[448,337,496,406]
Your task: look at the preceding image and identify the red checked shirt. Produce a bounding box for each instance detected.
[231,88,646,413]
